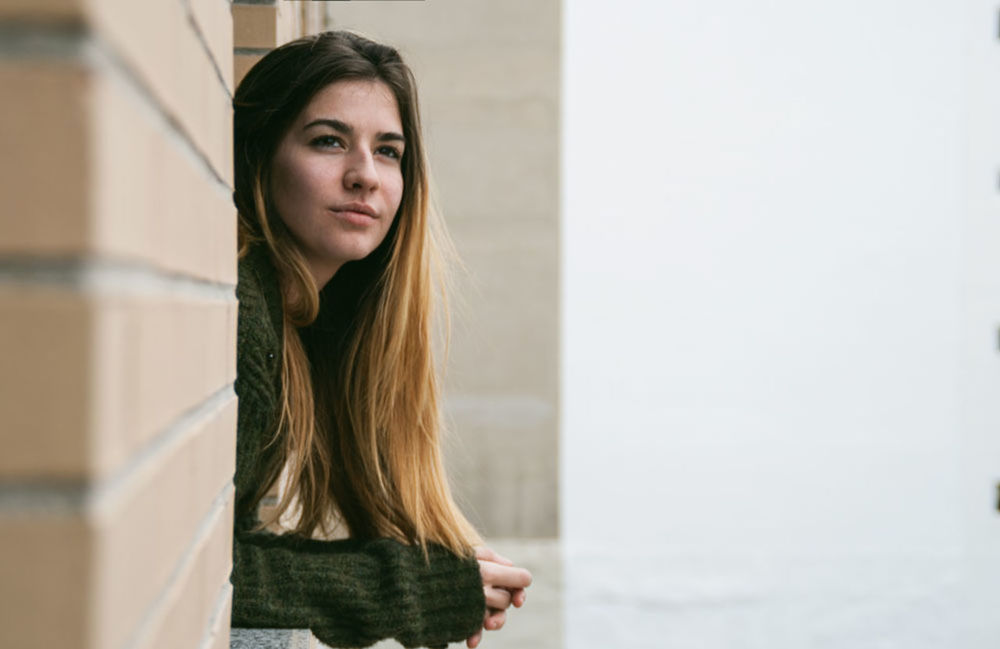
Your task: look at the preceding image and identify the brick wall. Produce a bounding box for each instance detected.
[0,0,237,646]
[234,1,327,85]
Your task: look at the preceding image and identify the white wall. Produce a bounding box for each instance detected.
[562,1,1000,647]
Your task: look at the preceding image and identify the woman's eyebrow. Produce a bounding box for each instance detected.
[304,118,351,133]
[303,118,405,145]
[377,132,405,145]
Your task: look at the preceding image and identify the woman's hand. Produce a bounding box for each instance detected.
[466,546,532,648]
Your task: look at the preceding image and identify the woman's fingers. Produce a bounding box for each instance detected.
[473,545,531,642]
[484,585,512,611]
[478,559,533,592]
[484,608,507,631]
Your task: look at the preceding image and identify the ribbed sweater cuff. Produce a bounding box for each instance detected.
[311,540,485,649]
[232,533,485,649]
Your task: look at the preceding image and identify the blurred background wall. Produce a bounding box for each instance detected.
[563,1,1000,647]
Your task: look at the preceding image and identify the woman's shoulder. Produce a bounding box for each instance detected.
[236,243,283,395]
[236,244,284,341]
[238,243,283,332]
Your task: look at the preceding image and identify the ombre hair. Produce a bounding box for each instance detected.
[233,31,479,555]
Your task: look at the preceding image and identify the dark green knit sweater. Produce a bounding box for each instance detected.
[231,244,485,648]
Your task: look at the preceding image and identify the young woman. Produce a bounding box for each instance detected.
[231,31,531,648]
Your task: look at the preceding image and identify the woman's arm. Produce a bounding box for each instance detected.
[232,527,485,649]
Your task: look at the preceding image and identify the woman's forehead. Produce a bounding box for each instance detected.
[298,79,402,131]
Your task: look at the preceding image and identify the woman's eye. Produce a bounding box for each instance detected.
[310,135,344,149]
[377,145,402,160]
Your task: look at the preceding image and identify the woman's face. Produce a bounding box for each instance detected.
[270,79,406,287]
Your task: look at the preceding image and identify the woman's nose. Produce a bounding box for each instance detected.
[343,149,379,192]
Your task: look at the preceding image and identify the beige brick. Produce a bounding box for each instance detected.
[190,0,235,92]
[92,398,236,649]
[234,52,263,89]
[91,0,233,186]
[90,67,237,285]
[0,516,92,649]
[204,589,234,649]
[0,288,93,476]
[91,293,237,478]
[0,399,236,649]
[92,0,231,186]
[234,3,278,49]
[141,499,234,649]
[0,0,233,186]
[0,61,91,253]
[0,286,237,480]
[0,60,236,285]
[0,0,76,18]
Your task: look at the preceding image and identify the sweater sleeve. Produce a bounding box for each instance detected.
[231,269,485,648]
[232,529,485,648]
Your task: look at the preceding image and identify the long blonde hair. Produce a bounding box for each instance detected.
[233,31,480,555]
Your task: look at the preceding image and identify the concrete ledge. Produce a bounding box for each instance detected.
[230,629,305,649]
[230,629,404,649]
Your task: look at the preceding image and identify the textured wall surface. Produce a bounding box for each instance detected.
[0,0,237,647]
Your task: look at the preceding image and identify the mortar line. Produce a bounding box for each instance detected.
[0,22,233,193]
[0,385,236,515]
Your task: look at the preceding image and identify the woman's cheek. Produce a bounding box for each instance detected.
[387,173,405,214]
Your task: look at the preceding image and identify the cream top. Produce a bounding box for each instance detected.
[258,459,350,540]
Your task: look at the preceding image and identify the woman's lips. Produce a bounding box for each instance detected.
[329,203,377,225]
